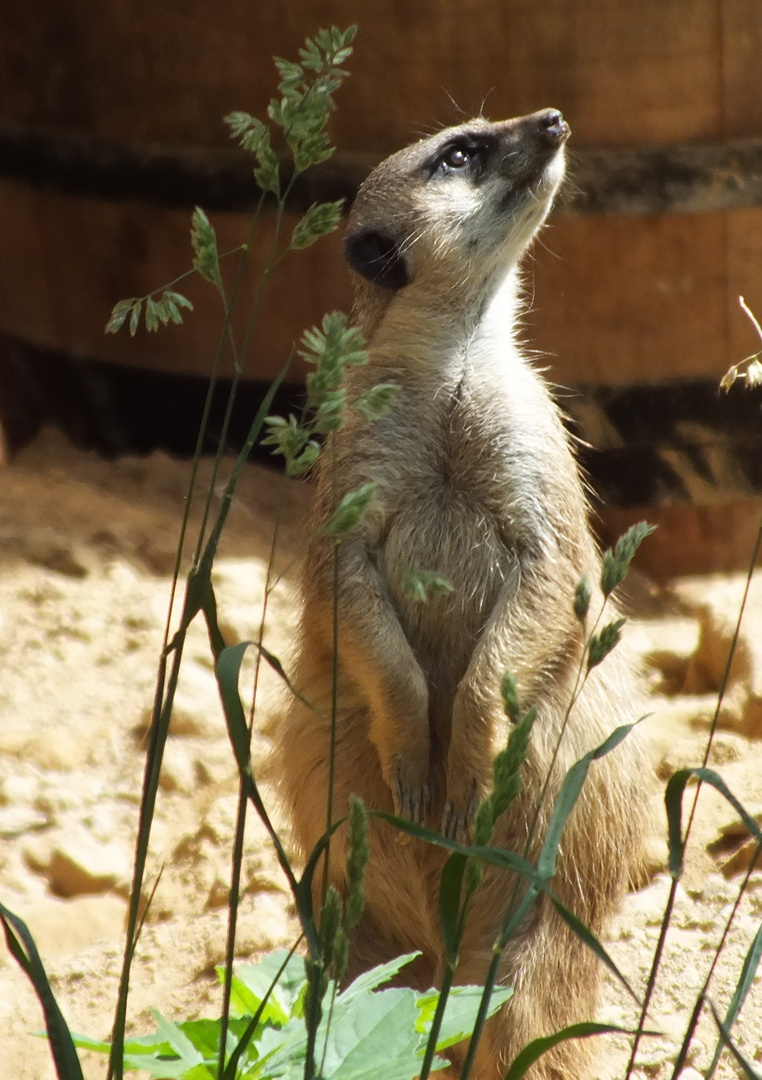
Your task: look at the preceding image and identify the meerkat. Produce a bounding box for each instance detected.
[273,109,649,1080]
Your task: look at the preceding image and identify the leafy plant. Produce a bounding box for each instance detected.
[68,952,511,1079]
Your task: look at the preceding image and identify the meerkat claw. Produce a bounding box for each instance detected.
[442,802,462,841]
[393,777,428,823]
[467,793,479,829]
[393,777,405,818]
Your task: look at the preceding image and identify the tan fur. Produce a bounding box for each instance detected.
[272,111,650,1080]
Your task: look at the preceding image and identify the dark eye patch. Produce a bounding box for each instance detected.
[424,134,496,181]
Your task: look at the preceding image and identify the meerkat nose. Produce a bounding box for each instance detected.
[538,109,570,142]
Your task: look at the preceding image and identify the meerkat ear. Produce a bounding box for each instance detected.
[343,228,410,290]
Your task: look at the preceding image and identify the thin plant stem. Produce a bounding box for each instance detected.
[217,783,249,1078]
[217,464,292,1077]
[671,847,761,1080]
[459,947,503,1080]
[108,640,187,1080]
[112,214,262,1078]
[458,591,615,1077]
[304,965,323,1080]
[324,535,341,905]
[319,979,340,1078]
[127,244,247,310]
[419,963,456,1080]
[222,938,304,1080]
[703,841,762,1080]
[625,518,762,1078]
[192,194,267,564]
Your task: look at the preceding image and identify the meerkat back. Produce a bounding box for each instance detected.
[273,109,650,1080]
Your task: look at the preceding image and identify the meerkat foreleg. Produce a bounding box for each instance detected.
[442,571,579,839]
[318,536,432,821]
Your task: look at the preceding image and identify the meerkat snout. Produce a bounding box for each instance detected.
[536,108,569,140]
[344,109,570,307]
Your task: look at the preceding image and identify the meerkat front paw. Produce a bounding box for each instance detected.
[441,772,481,842]
[443,697,493,840]
[383,752,430,824]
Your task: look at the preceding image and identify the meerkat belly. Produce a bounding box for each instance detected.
[377,473,517,714]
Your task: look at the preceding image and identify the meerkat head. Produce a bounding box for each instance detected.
[344,109,569,308]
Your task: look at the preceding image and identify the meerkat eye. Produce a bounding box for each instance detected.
[442,145,471,170]
[431,139,490,180]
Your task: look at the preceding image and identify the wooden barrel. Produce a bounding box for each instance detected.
[2,1,762,575]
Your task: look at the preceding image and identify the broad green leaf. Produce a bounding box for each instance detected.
[416,983,512,1050]
[327,1059,448,1080]
[150,1010,206,1070]
[70,1033,112,1054]
[340,953,422,1000]
[121,1055,188,1079]
[224,970,288,1027]
[320,987,422,1077]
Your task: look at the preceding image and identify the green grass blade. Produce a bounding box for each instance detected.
[706,920,762,1079]
[537,721,639,880]
[438,853,467,963]
[549,897,639,1001]
[707,1001,762,1080]
[0,901,85,1080]
[665,768,762,880]
[222,944,304,1080]
[498,887,541,946]
[503,1022,650,1080]
[214,641,251,774]
[370,811,543,888]
[418,965,454,1080]
[213,638,318,953]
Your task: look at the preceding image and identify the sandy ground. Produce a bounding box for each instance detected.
[0,428,761,1079]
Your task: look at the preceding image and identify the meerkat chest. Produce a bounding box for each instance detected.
[354,370,538,630]
[366,358,551,545]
